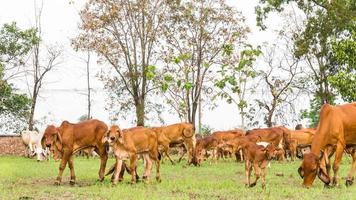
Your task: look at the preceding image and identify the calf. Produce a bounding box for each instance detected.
[103,125,161,185]
[42,119,109,185]
[238,137,276,188]
[150,123,195,165]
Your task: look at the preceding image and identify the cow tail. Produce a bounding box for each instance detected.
[158,152,162,161]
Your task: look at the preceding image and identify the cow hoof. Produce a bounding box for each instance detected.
[142,176,147,180]
[156,177,161,183]
[54,181,61,186]
[70,180,75,186]
[249,183,256,188]
[346,180,353,187]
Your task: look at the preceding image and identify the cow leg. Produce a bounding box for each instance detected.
[55,150,71,185]
[332,143,344,186]
[260,161,269,189]
[244,161,252,187]
[250,162,260,187]
[112,159,123,185]
[184,138,194,165]
[145,155,153,183]
[178,146,187,163]
[97,148,108,182]
[163,144,175,165]
[130,154,137,184]
[68,155,76,185]
[346,149,356,187]
[155,156,161,183]
[239,149,244,162]
[142,154,148,180]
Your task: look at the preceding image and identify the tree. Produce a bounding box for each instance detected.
[74,0,168,126]
[215,44,261,129]
[0,23,35,133]
[329,30,356,102]
[160,0,249,129]
[0,22,38,80]
[256,0,356,124]
[26,2,63,130]
[256,34,304,127]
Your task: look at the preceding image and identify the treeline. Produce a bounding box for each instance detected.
[0,0,354,133]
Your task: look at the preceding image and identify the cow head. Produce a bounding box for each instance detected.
[103,125,123,145]
[298,152,329,188]
[264,144,276,160]
[194,146,206,166]
[42,125,62,157]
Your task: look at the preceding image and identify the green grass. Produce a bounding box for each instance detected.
[0,156,356,200]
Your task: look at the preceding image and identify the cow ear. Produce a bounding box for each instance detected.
[298,166,304,179]
[54,132,63,150]
[318,168,330,185]
[41,136,46,148]
[102,136,108,143]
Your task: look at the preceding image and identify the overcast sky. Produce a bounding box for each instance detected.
[0,0,306,133]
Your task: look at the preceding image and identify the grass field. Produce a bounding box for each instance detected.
[1,156,356,200]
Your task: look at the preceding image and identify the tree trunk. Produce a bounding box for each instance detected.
[191,101,198,130]
[240,107,245,129]
[28,90,37,131]
[86,51,91,119]
[135,97,145,126]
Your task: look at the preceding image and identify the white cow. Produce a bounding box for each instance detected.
[21,130,48,161]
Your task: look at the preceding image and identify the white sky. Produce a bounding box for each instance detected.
[0,0,307,133]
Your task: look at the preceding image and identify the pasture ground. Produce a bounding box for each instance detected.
[0,156,355,200]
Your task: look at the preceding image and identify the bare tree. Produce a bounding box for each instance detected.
[74,0,168,126]
[160,0,249,129]
[256,37,303,127]
[26,1,62,130]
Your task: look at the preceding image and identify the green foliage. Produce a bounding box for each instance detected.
[0,22,39,67]
[300,97,322,127]
[0,22,35,132]
[200,124,214,136]
[329,30,356,102]
[145,65,156,80]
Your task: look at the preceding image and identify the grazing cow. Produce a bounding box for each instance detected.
[298,103,356,188]
[21,130,47,161]
[195,130,244,165]
[103,125,161,185]
[195,136,218,165]
[246,126,290,151]
[289,129,315,160]
[150,123,195,165]
[42,119,109,185]
[237,136,276,188]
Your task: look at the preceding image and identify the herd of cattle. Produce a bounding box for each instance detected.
[19,102,356,189]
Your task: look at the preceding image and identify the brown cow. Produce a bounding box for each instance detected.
[195,130,244,165]
[103,125,161,185]
[246,126,290,151]
[236,136,276,188]
[42,119,109,185]
[289,129,315,160]
[298,103,356,188]
[150,123,195,165]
